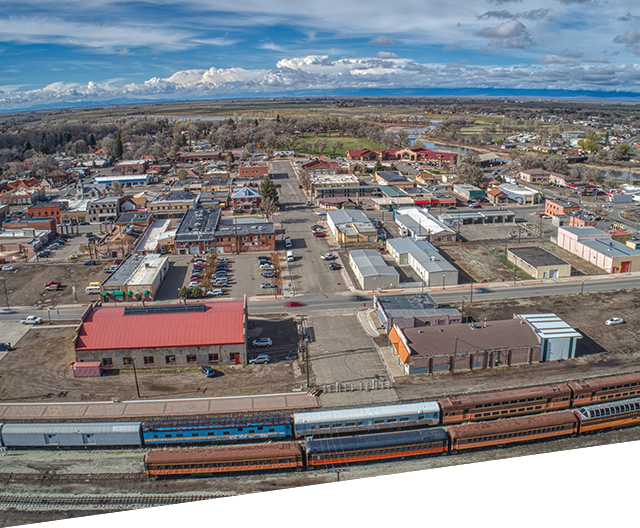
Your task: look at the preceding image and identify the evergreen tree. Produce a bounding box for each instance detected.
[89,134,96,146]
[225,151,235,170]
[374,160,383,172]
[38,140,50,154]
[260,176,279,205]
[114,133,123,160]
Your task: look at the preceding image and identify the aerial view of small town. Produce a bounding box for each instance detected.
[7,0,640,522]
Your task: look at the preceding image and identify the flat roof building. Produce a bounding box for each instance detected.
[174,207,221,255]
[507,246,571,279]
[101,254,169,301]
[349,249,399,291]
[394,207,456,242]
[386,237,458,287]
[557,226,640,273]
[373,293,461,334]
[389,318,542,376]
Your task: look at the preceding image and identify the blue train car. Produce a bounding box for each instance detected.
[293,401,441,438]
[142,414,293,445]
[306,428,449,467]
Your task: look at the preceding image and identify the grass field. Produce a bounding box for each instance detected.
[294,135,382,157]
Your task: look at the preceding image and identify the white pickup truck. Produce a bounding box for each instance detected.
[20,315,42,325]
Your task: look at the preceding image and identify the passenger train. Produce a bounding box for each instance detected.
[1,374,640,479]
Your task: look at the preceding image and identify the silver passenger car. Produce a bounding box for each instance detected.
[0,422,142,448]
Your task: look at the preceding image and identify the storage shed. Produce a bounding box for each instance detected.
[1,422,142,447]
[72,361,103,378]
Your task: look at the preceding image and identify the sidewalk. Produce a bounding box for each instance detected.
[355,308,405,382]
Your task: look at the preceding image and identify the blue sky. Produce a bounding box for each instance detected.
[2,0,640,111]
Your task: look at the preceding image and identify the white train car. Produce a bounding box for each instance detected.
[0,422,143,448]
[293,401,441,438]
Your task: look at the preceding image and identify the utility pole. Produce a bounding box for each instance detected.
[452,336,458,375]
[132,358,141,398]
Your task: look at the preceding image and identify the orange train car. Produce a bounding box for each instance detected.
[144,442,304,477]
[568,372,640,407]
[439,384,572,424]
[447,411,579,452]
[575,397,640,434]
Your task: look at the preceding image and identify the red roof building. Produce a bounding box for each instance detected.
[75,301,247,368]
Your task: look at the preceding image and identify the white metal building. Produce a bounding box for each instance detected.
[349,249,399,290]
[386,237,458,287]
[516,313,582,361]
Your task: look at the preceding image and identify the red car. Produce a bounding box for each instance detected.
[44,281,61,288]
[313,232,326,237]
[284,301,305,307]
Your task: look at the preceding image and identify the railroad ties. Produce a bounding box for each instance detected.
[0,491,235,511]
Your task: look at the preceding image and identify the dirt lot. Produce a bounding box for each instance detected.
[0,261,110,308]
[0,318,311,404]
[394,289,640,401]
[437,239,607,284]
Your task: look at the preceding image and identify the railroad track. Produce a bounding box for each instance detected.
[0,472,146,484]
[0,491,236,511]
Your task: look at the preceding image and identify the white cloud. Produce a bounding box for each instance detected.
[5,53,640,111]
[540,54,579,65]
[369,36,394,46]
[475,20,535,49]
[375,51,398,59]
[0,17,194,51]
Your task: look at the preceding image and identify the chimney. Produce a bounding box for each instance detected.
[163,193,167,200]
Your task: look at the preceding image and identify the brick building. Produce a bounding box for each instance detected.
[545,198,580,217]
[214,218,276,253]
[3,217,57,233]
[28,201,66,224]
[238,164,269,178]
[75,300,247,369]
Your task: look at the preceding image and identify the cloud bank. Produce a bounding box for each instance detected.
[3,53,640,111]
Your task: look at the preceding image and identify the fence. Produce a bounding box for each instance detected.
[321,378,391,393]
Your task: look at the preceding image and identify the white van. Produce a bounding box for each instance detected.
[85,285,101,294]
[287,250,294,262]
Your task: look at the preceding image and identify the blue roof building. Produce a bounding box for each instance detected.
[289,493,362,528]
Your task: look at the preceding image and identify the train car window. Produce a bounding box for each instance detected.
[153,434,159,438]
[268,428,275,432]
[238,427,243,431]
[164,434,172,437]
[387,418,397,423]
[332,423,342,428]
[345,422,356,427]
[399,417,409,422]
[249,430,255,433]
[374,419,384,424]
[357,422,363,426]
[417,415,425,419]
[192,433,199,437]
[223,431,230,435]
[177,434,183,437]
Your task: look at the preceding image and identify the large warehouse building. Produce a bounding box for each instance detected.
[75,301,247,369]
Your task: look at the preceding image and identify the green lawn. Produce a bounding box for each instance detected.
[294,136,382,157]
[598,451,618,466]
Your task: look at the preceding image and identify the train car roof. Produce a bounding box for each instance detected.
[143,414,291,432]
[577,397,640,420]
[293,401,440,425]
[306,428,448,455]
[439,384,571,410]
[568,372,640,393]
[448,411,577,440]
[1,422,142,435]
[145,442,303,464]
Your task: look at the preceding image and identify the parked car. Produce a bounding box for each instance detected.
[249,354,271,364]
[329,262,342,270]
[539,214,550,219]
[313,232,326,237]
[206,289,224,297]
[311,224,323,230]
[251,338,272,348]
[260,263,275,270]
[188,281,200,288]
[285,351,299,361]
[470,204,482,209]
[113,259,123,265]
[261,283,276,288]
[0,308,15,314]
[262,271,275,278]
[605,317,624,326]
[320,253,335,260]
[20,315,42,325]
[515,218,528,224]
[2,266,14,271]
[84,260,96,266]
[201,366,217,378]
[45,281,61,290]
[0,343,11,351]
